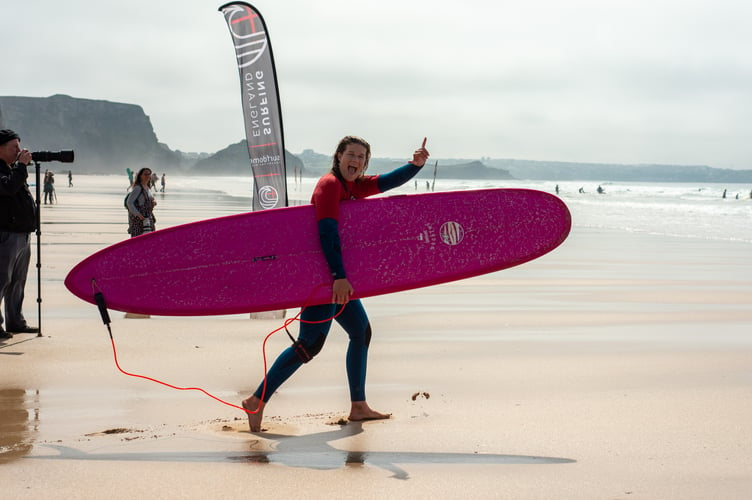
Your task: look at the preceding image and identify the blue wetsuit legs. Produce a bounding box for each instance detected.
[253,299,371,403]
[341,300,370,402]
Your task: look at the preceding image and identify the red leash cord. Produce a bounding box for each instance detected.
[93,282,344,415]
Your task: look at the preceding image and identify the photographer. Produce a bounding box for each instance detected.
[0,129,38,339]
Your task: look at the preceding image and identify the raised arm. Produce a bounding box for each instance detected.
[377,138,430,192]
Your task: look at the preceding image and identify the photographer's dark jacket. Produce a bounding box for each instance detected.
[0,160,37,233]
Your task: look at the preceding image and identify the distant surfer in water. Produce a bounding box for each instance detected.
[242,136,430,432]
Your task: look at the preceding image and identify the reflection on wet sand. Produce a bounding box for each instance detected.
[29,422,575,481]
[234,424,575,480]
[0,389,37,464]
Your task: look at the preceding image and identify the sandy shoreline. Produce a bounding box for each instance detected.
[1,175,751,498]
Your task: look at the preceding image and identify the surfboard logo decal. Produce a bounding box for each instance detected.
[439,221,464,246]
[253,255,277,262]
[258,185,279,209]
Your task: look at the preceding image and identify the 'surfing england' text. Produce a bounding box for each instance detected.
[245,70,272,137]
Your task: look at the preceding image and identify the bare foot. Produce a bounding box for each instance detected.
[241,396,265,432]
[348,401,391,422]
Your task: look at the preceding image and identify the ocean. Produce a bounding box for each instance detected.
[169,175,752,244]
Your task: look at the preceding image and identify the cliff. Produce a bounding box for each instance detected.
[0,94,181,173]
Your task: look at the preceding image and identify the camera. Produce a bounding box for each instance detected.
[31,150,75,163]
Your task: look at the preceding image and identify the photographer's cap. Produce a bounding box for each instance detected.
[0,129,20,146]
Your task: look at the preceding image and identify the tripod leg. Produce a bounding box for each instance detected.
[34,163,42,337]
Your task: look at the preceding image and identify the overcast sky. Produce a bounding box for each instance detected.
[3,0,750,168]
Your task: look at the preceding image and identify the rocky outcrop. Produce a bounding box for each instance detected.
[0,94,181,173]
[443,160,514,180]
[190,139,304,176]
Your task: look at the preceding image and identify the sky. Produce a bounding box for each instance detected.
[2,0,751,168]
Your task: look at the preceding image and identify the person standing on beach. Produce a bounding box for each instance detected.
[160,173,166,193]
[242,136,430,432]
[43,171,55,204]
[0,129,39,339]
[68,170,73,187]
[126,167,157,237]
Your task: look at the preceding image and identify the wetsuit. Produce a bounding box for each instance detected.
[253,163,423,402]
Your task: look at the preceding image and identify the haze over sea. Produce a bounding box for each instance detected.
[169,175,752,244]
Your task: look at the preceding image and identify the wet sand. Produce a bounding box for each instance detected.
[1,175,751,498]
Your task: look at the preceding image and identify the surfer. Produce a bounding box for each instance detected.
[126,167,158,237]
[242,136,430,432]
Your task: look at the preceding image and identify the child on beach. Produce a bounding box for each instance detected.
[242,136,430,432]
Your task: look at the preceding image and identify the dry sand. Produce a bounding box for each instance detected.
[1,175,751,499]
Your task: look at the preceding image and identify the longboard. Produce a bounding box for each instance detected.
[65,189,571,316]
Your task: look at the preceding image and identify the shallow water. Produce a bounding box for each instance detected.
[168,175,752,244]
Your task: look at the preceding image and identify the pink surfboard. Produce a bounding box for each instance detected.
[65,189,571,316]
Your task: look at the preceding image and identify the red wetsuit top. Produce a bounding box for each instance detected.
[311,173,380,280]
[311,173,381,221]
[311,164,422,280]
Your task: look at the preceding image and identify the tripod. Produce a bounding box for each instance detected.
[33,161,42,337]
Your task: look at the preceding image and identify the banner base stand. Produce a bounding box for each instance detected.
[124,312,151,319]
[250,310,286,320]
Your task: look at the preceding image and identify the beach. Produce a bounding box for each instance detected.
[1,174,751,499]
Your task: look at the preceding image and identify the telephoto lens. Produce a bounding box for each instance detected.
[31,150,75,163]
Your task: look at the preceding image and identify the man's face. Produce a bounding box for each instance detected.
[0,139,21,165]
